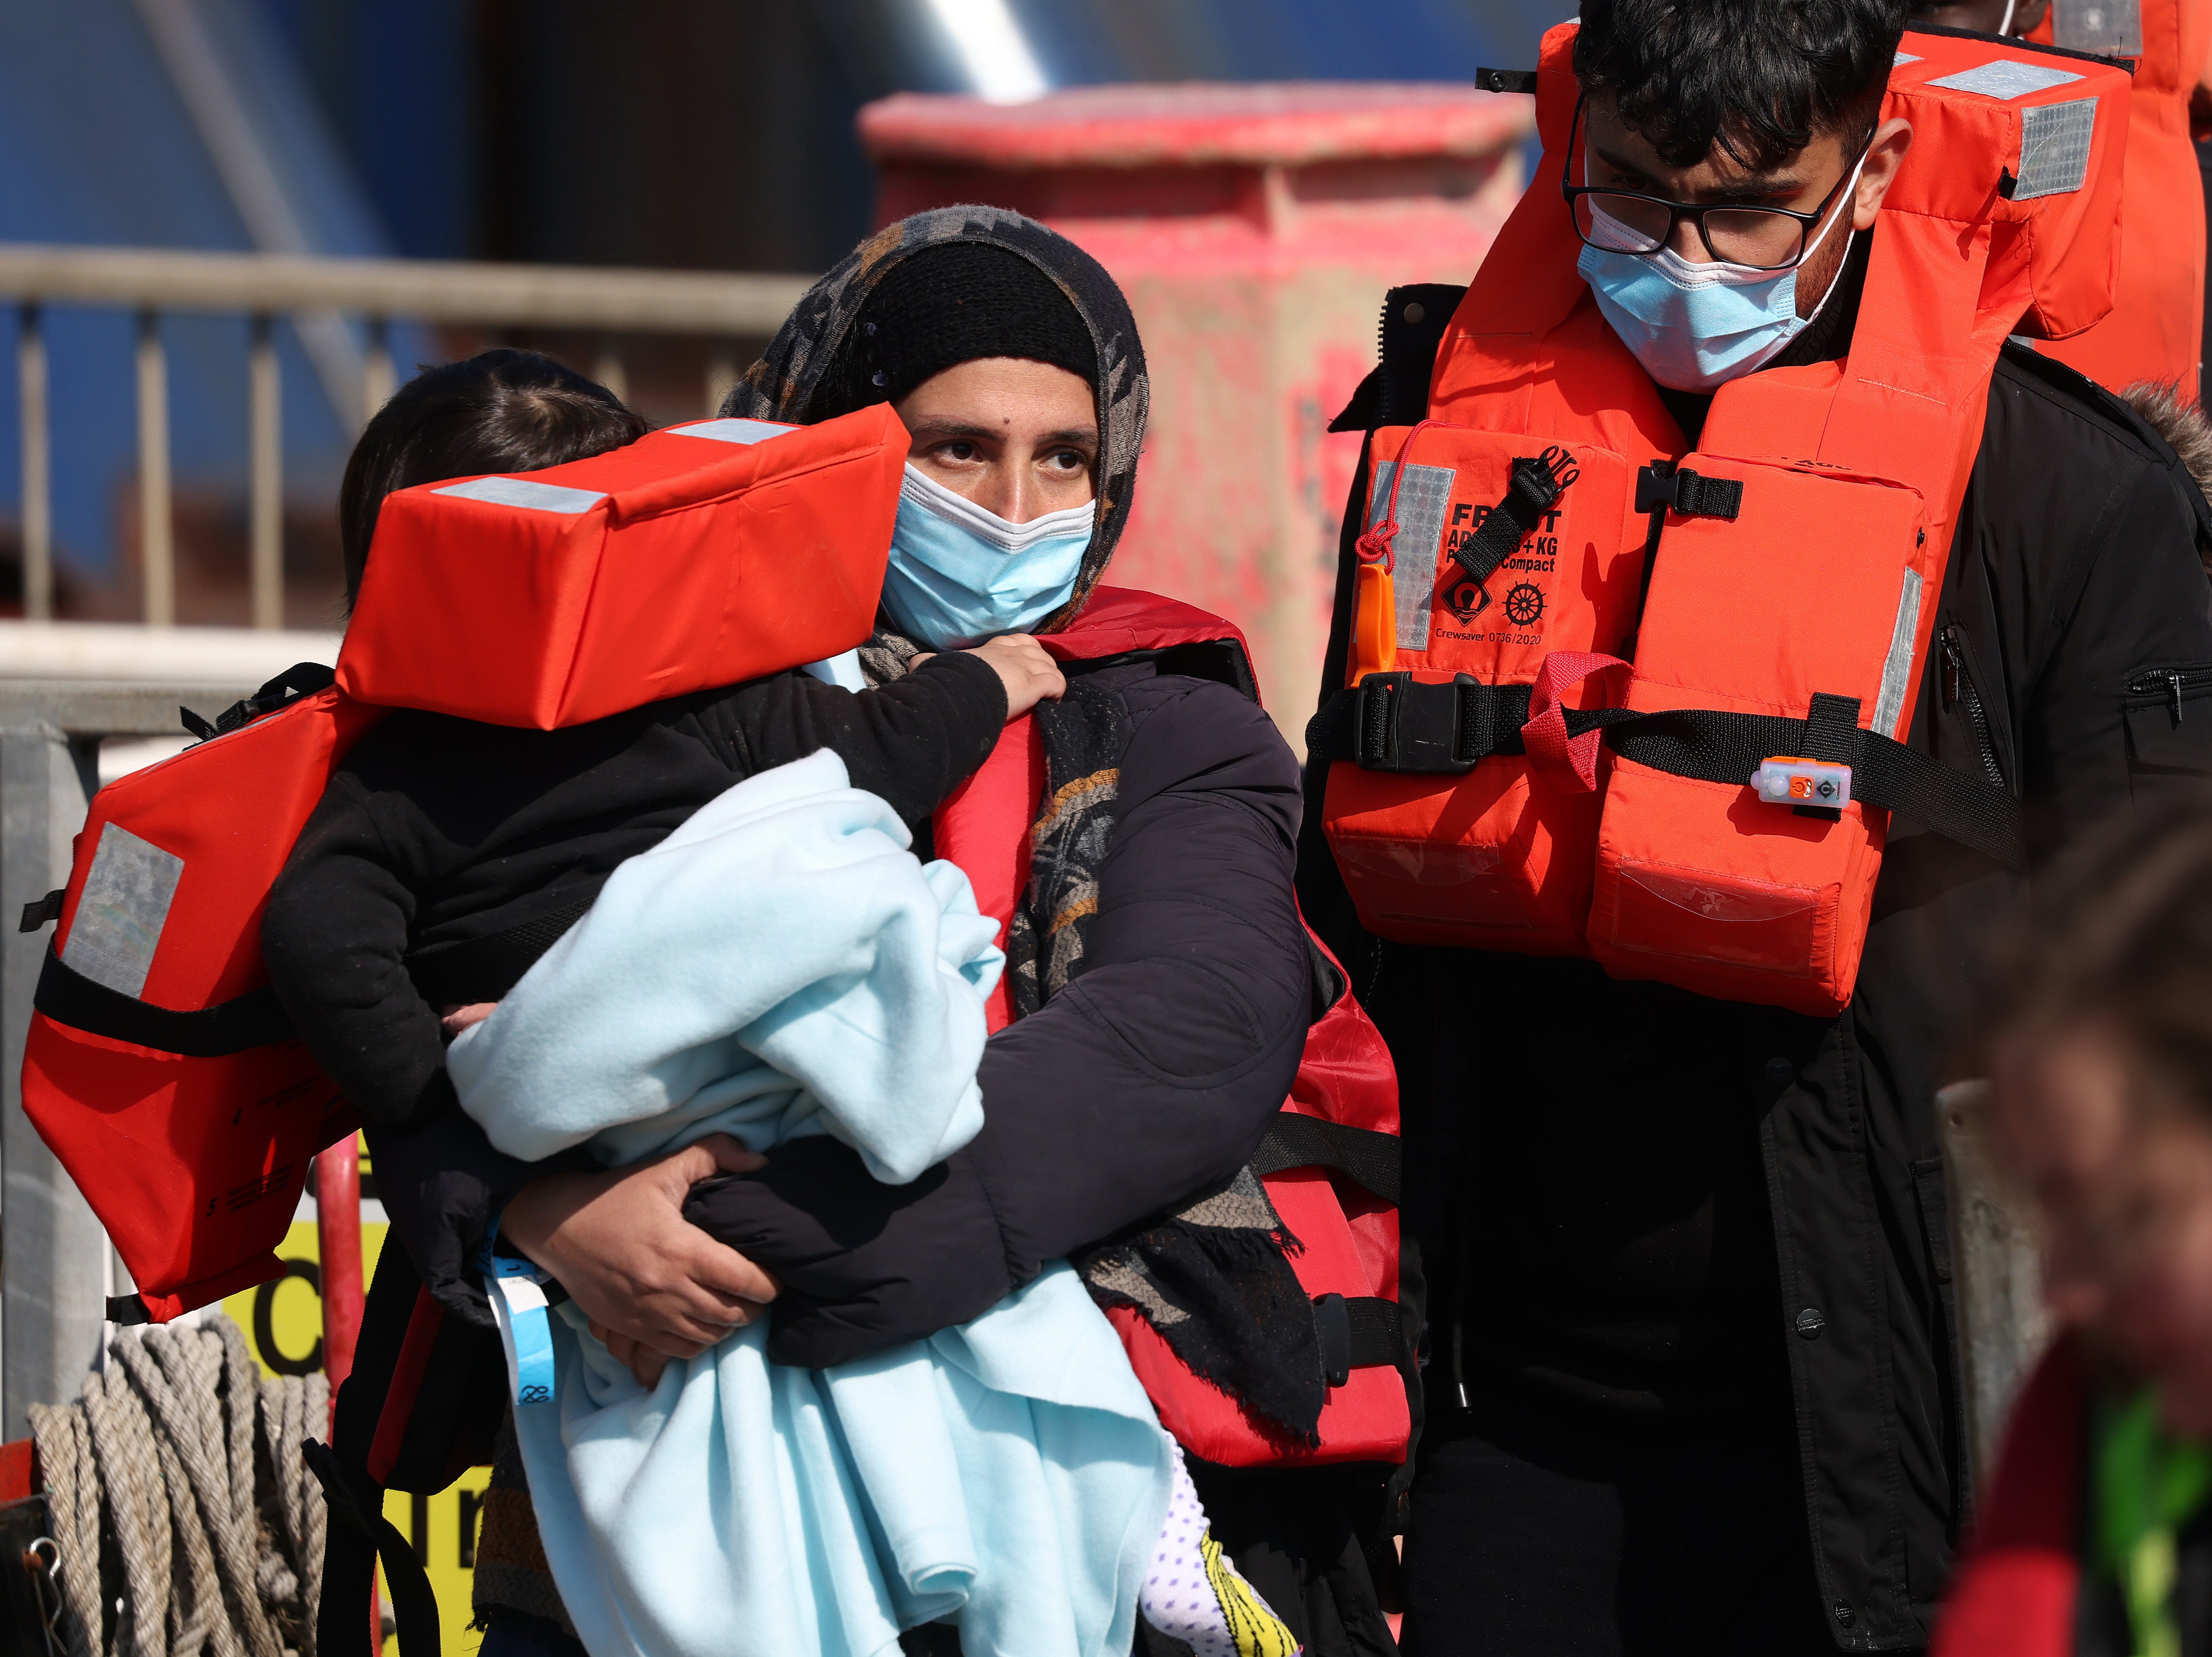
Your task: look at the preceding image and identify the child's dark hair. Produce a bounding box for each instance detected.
[338,349,647,613]
[1988,790,2212,1119]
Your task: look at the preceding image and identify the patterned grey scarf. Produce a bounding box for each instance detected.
[732,207,1326,1446]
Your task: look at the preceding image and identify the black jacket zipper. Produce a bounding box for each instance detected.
[1941,625,2007,790]
[2125,666,2212,723]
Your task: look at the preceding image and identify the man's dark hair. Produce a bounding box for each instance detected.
[1574,0,1909,172]
[338,348,646,613]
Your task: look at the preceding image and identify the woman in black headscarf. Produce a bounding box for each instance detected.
[370,209,1399,1657]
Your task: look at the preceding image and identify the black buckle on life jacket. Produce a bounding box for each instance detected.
[1310,1293,1405,1389]
[1453,447,1583,605]
[1635,464,1744,521]
[1474,66,1537,94]
[17,888,61,933]
[1354,672,1493,773]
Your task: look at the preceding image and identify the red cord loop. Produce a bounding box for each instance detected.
[1355,418,1443,574]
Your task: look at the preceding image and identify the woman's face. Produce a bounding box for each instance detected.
[895,357,1098,526]
[1995,1025,2212,1435]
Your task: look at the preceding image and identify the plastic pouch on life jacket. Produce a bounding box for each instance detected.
[1589,457,1938,1015]
[1321,423,1644,952]
[20,672,384,1322]
[339,402,907,730]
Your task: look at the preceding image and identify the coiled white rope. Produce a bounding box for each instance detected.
[26,1320,329,1657]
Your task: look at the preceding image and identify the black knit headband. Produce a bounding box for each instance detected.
[842,241,1099,408]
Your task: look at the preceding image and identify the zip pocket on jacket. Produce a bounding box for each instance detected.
[2123,664,2212,773]
[1941,625,2006,790]
[2125,665,2212,723]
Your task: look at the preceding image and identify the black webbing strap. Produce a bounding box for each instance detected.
[403,893,596,1007]
[305,1440,442,1657]
[1305,676,1532,774]
[1308,678,2027,872]
[1454,447,1582,592]
[1251,1111,1402,1207]
[34,947,293,1056]
[1311,1294,1405,1387]
[1596,705,2028,872]
[181,661,338,743]
[1790,692,1861,821]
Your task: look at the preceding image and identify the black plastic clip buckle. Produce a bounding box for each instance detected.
[1474,66,1538,95]
[1352,673,1482,774]
[1312,1293,1352,1388]
[1636,465,1743,521]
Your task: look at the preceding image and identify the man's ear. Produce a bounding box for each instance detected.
[1852,118,1916,230]
[2015,0,2054,32]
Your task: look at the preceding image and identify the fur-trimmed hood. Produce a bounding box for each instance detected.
[2121,381,2212,579]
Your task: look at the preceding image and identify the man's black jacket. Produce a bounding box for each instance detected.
[1298,294,2212,1650]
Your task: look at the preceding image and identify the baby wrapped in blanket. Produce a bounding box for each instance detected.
[446,750,1293,1657]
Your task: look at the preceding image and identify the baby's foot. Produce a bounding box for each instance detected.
[1139,1447,1300,1657]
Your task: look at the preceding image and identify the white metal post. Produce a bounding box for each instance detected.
[248,313,282,630]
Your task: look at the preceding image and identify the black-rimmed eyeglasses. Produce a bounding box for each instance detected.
[1560,95,1868,273]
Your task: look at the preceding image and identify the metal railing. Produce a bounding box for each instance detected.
[0,243,817,628]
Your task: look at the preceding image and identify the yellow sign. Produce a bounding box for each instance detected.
[222,1215,489,1657]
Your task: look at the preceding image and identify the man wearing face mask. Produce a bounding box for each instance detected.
[1299,1,2212,1654]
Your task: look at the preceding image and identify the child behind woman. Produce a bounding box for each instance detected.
[1935,792,2212,1657]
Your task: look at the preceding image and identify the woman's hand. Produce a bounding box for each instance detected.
[499,1134,781,1363]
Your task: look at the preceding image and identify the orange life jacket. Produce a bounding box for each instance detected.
[1312,22,2129,1017]
[2029,0,2212,396]
[342,405,907,728]
[19,408,907,1322]
[935,586,1411,1470]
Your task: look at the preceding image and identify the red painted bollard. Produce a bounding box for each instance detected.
[862,83,1535,745]
[315,1136,364,1409]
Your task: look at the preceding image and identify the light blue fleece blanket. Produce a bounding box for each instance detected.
[445,751,1174,1657]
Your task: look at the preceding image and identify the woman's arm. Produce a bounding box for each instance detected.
[685,671,1313,1367]
[368,1099,779,1358]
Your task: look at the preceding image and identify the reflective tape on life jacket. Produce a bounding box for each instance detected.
[339,403,908,729]
[21,408,916,1323]
[947,587,1412,1469]
[1316,22,2130,1017]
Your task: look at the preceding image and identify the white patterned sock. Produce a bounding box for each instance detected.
[1138,1446,1299,1657]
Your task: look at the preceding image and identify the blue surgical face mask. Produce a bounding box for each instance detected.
[1576,146,1867,394]
[879,464,1093,649]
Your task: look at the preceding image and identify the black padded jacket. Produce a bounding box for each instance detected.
[365,657,1315,1368]
[1299,285,2212,1651]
